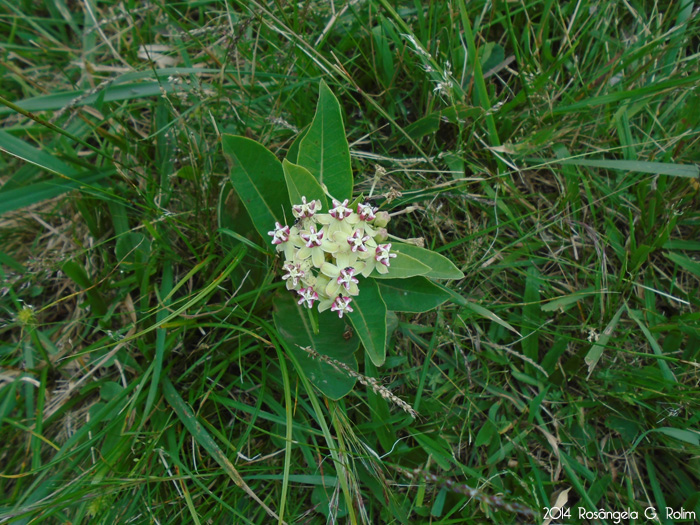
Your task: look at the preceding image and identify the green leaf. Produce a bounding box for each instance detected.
[459,301,520,335]
[222,135,291,241]
[371,252,431,279]
[282,159,329,211]
[0,129,76,177]
[541,288,597,312]
[541,157,699,179]
[161,377,282,521]
[0,129,115,214]
[479,42,505,73]
[61,260,108,316]
[377,277,451,313]
[115,233,151,268]
[627,307,677,383]
[273,292,358,399]
[585,305,625,377]
[297,81,353,200]
[0,72,221,116]
[285,125,308,164]
[217,181,260,252]
[663,251,700,278]
[392,243,464,279]
[347,279,387,366]
[0,172,114,215]
[654,427,700,445]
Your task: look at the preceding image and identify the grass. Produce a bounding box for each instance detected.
[1,0,699,523]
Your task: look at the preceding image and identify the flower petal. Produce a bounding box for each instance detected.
[335,251,352,269]
[284,243,296,261]
[360,260,374,278]
[320,262,340,278]
[318,299,333,312]
[321,240,338,253]
[311,248,325,268]
[325,280,341,297]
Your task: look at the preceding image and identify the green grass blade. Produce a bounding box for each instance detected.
[161,377,283,523]
[627,307,677,383]
[538,157,699,178]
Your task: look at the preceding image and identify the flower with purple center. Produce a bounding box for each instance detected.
[292,196,321,219]
[300,226,324,248]
[297,225,338,268]
[375,243,397,267]
[330,295,353,318]
[320,262,360,297]
[297,286,319,308]
[281,261,304,289]
[329,199,352,220]
[337,267,359,291]
[357,202,377,222]
[347,229,370,253]
[356,242,396,277]
[268,222,290,245]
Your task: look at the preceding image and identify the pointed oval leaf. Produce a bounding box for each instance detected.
[273,292,358,400]
[222,135,291,241]
[297,81,353,200]
[377,277,451,313]
[285,125,308,164]
[371,252,430,279]
[347,278,387,366]
[392,243,464,279]
[282,159,329,211]
[217,181,259,251]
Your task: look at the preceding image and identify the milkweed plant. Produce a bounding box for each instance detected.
[222,81,463,400]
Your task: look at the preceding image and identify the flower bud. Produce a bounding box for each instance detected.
[374,228,388,242]
[374,211,390,227]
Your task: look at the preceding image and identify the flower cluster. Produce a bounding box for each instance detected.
[268,197,396,318]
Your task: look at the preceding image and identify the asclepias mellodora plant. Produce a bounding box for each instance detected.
[221,81,463,400]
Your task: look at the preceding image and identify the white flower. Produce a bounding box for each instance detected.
[330,295,353,318]
[337,267,359,291]
[376,243,397,267]
[297,286,319,309]
[268,222,298,260]
[320,262,359,297]
[268,222,290,244]
[329,199,352,220]
[282,261,305,290]
[273,195,403,313]
[358,243,397,277]
[300,225,324,248]
[357,202,377,222]
[292,196,321,219]
[347,228,371,253]
[297,226,338,267]
[317,199,359,236]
